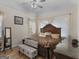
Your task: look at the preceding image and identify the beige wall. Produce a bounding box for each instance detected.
[0,5,35,47]
[75,3,79,59]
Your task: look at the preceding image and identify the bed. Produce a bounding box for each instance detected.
[31,24,61,59]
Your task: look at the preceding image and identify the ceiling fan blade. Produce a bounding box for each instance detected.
[33,0,37,2]
[37,5,43,8]
[31,2,37,8]
[40,0,46,2]
[33,0,46,2]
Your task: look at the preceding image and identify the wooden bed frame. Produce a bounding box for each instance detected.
[39,24,61,59]
[41,24,61,38]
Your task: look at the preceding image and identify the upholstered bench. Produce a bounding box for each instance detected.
[18,38,38,59]
[18,44,37,59]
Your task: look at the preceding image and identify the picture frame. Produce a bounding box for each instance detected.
[14,16,23,25]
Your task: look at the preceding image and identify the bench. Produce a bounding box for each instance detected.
[18,44,37,59]
[18,38,38,59]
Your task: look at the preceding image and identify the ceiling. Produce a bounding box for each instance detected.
[0,0,78,14]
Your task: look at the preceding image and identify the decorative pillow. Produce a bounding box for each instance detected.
[51,34,59,39]
[39,33,46,37]
[45,32,51,35]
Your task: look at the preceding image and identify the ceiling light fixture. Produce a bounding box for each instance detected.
[30,0,46,8]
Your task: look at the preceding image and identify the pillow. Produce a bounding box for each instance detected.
[45,32,51,35]
[39,33,46,37]
[51,34,59,39]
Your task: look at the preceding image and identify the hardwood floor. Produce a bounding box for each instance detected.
[0,48,74,59]
[0,48,44,59]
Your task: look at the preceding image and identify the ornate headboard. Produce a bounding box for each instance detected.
[40,24,61,38]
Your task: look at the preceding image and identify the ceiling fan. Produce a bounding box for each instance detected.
[24,0,46,8]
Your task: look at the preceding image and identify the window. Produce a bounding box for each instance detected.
[51,15,69,37]
[28,18,36,35]
[0,15,3,37]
